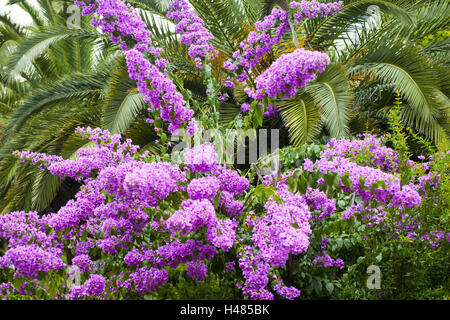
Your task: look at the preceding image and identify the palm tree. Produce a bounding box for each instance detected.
[1,0,448,213]
[137,0,449,144]
[0,0,161,213]
[256,0,449,144]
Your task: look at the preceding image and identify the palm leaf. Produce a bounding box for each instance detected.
[353,41,446,141]
[307,0,415,48]
[278,93,322,145]
[306,64,352,138]
[6,70,107,134]
[7,26,104,74]
[104,61,148,135]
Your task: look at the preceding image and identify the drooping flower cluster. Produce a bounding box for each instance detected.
[222,1,343,119]
[15,127,140,181]
[253,185,311,267]
[73,0,194,134]
[236,252,272,299]
[290,1,343,22]
[236,182,312,299]
[246,48,330,99]
[167,0,218,68]
[223,1,342,90]
[223,8,289,83]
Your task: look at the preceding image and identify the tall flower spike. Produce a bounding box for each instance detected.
[74,0,194,134]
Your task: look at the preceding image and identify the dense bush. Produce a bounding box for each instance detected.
[1,120,448,300]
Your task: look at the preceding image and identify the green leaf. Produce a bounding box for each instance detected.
[287,176,297,193]
[7,26,102,74]
[353,42,448,142]
[305,64,352,138]
[376,253,383,263]
[104,59,147,134]
[324,172,338,187]
[278,94,322,146]
[359,177,366,190]
[254,102,264,128]
[341,174,352,188]
[326,282,334,295]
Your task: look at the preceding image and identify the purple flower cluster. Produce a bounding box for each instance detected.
[164,199,217,235]
[0,244,65,279]
[224,8,289,83]
[252,190,311,267]
[187,176,220,200]
[322,134,400,172]
[312,253,344,269]
[186,260,208,281]
[235,182,311,300]
[241,103,251,113]
[219,191,244,217]
[167,0,217,68]
[237,252,273,300]
[290,1,343,22]
[303,187,336,220]
[215,166,249,195]
[273,276,301,300]
[83,274,106,297]
[123,161,187,207]
[262,101,279,118]
[74,0,194,134]
[14,127,140,181]
[315,156,421,208]
[184,143,218,173]
[128,267,168,295]
[246,48,330,99]
[72,254,92,272]
[164,198,238,252]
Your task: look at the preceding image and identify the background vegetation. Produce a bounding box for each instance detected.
[0,0,448,299]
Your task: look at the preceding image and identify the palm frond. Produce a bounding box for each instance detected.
[5,70,108,134]
[7,26,104,74]
[352,41,446,141]
[306,0,415,48]
[104,60,148,135]
[278,93,322,145]
[306,64,352,138]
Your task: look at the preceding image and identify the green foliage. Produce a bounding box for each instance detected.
[0,0,449,300]
[268,105,450,300]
